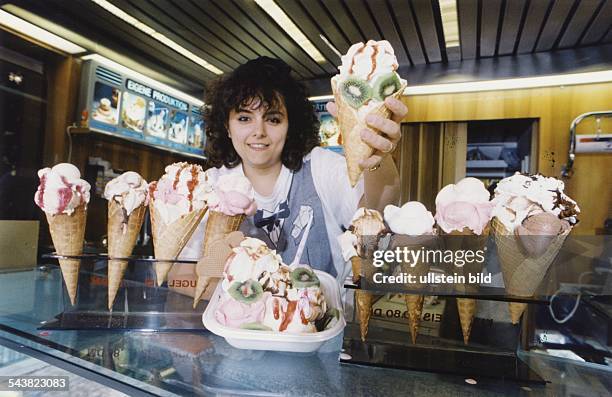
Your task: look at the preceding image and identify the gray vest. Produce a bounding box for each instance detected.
[240,159,335,276]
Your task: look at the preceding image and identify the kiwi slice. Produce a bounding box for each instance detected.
[290,267,320,288]
[340,77,372,109]
[372,72,401,101]
[228,280,264,304]
[240,322,272,331]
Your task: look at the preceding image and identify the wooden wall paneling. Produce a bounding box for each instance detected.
[401,82,612,234]
[516,0,551,54]
[535,0,576,52]
[497,0,526,55]
[441,122,467,186]
[530,120,539,174]
[394,123,420,205]
[479,0,502,57]
[43,57,80,165]
[581,0,612,45]
[416,123,443,212]
[558,0,601,48]
[457,0,478,59]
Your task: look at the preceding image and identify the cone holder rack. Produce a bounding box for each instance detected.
[38,253,208,331]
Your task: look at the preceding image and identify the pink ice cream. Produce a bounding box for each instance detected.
[214,293,268,328]
[35,163,91,215]
[148,162,208,224]
[205,174,257,216]
[103,171,148,216]
[435,177,494,235]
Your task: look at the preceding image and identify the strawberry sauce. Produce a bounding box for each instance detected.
[279,301,297,332]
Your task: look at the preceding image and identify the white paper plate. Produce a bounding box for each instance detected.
[202,270,346,353]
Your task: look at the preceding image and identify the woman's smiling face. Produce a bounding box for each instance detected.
[227,96,288,171]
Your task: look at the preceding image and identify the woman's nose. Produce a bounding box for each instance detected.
[251,119,267,138]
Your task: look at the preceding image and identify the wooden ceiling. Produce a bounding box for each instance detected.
[6,0,612,95]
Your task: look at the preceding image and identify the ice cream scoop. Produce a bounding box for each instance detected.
[222,237,283,293]
[435,177,493,235]
[350,208,387,258]
[35,163,91,215]
[384,201,435,235]
[149,162,208,224]
[515,212,570,257]
[214,293,268,328]
[493,173,580,231]
[104,171,148,216]
[205,173,257,216]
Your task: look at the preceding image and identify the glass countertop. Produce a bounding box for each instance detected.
[0,263,609,396]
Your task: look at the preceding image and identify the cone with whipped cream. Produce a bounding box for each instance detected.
[149,163,208,287]
[35,163,91,305]
[491,173,579,324]
[104,171,149,310]
[331,40,407,186]
[193,173,257,308]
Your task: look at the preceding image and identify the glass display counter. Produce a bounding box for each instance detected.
[0,235,609,395]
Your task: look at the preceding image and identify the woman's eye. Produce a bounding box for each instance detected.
[267,117,281,124]
[238,115,250,122]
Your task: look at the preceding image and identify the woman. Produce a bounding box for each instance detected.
[182,56,406,281]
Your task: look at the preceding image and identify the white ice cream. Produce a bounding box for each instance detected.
[384,201,435,235]
[104,171,148,216]
[35,163,91,215]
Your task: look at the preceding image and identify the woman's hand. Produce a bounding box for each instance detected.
[326,97,408,169]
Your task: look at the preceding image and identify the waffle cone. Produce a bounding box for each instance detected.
[350,256,361,283]
[491,217,569,324]
[332,77,407,187]
[405,294,424,344]
[355,290,374,342]
[107,201,147,309]
[45,205,87,305]
[203,212,245,256]
[149,200,206,287]
[193,276,211,309]
[457,298,476,344]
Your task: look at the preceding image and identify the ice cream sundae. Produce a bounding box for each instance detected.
[331,40,407,186]
[35,163,91,304]
[214,238,334,333]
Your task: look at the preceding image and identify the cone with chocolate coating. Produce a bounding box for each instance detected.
[331,77,406,187]
[107,200,147,310]
[46,205,87,305]
[149,201,206,287]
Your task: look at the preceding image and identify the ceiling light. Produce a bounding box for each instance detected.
[404,70,612,95]
[82,54,204,106]
[0,9,86,54]
[308,95,334,102]
[439,0,460,48]
[90,0,223,75]
[254,0,326,64]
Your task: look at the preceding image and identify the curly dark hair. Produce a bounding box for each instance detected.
[203,57,320,171]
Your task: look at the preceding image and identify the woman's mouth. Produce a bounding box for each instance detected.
[248,143,270,151]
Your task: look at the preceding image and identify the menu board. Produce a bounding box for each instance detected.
[79,60,205,158]
[312,100,342,154]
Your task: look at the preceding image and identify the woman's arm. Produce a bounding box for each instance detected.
[327,97,407,212]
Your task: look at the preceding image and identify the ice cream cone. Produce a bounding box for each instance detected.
[440,226,489,343]
[491,217,570,324]
[45,205,87,305]
[193,211,246,307]
[332,77,407,187]
[149,200,206,287]
[405,294,424,344]
[351,256,361,283]
[107,201,147,310]
[355,289,374,342]
[457,298,476,344]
